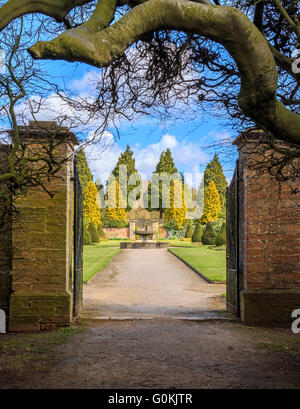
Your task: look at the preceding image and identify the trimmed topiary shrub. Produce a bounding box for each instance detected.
[88,222,100,243]
[211,218,225,235]
[201,222,216,245]
[185,224,194,238]
[191,223,202,242]
[83,225,92,245]
[97,224,106,239]
[215,221,226,246]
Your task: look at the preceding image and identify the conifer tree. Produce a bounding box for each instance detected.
[204,154,227,219]
[202,222,217,245]
[111,145,140,210]
[215,221,226,246]
[83,181,102,229]
[76,147,93,194]
[185,224,194,239]
[105,179,127,224]
[147,148,178,218]
[97,224,106,240]
[201,180,221,223]
[88,222,100,243]
[164,179,186,229]
[192,223,202,243]
[83,225,92,245]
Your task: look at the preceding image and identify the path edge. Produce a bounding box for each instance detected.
[85,248,123,285]
[168,248,214,284]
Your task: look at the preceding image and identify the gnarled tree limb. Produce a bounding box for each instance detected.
[0,0,93,31]
[28,0,300,144]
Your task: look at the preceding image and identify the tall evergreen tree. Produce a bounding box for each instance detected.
[201,180,221,223]
[105,179,127,225]
[76,147,93,194]
[83,181,102,229]
[147,149,178,218]
[204,154,227,219]
[111,145,140,210]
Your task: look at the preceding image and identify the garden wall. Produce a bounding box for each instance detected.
[103,227,130,239]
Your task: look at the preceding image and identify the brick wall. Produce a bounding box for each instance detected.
[103,228,130,239]
[234,130,300,325]
[0,145,12,317]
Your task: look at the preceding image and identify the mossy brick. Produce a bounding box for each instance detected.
[9,291,72,331]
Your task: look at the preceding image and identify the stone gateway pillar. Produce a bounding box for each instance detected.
[8,122,78,331]
[233,129,300,326]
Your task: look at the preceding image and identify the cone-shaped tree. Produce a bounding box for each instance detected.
[201,180,221,224]
[97,224,106,240]
[204,154,227,219]
[111,145,141,210]
[88,222,100,243]
[147,148,178,217]
[83,180,102,229]
[185,224,194,239]
[202,222,217,245]
[77,147,93,194]
[164,178,186,229]
[83,225,92,245]
[105,179,127,224]
[192,223,202,243]
[215,221,226,246]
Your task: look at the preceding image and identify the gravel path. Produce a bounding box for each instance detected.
[82,248,226,319]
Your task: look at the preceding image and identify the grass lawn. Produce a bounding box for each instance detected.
[169,245,226,282]
[83,245,122,282]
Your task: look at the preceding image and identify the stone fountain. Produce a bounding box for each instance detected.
[120,222,169,249]
[135,225,155,242]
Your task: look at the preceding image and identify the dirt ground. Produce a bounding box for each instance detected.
[1,319,300,389]
[1,249,300,389]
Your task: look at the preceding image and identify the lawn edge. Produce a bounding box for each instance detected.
[168,248,214,284]
[84,248,123,284]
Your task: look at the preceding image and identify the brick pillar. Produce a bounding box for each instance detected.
[234,129,300,326]
[129,222,136,240]
[0,145,12,324]
[9,122,78,331]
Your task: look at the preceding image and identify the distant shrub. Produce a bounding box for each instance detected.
[102,218,128,228]
[83,225,92,245]
[211,218,225,235]
[185,225,194,239]
[163,218,178,231]
[88,222,100,243]
[191,223,202,242]
[97,224,106,239]
[215,222,226,246]
[201,222,216,245]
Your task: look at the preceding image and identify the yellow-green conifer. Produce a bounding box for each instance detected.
[201,180,221,223]
[83,180,102,229]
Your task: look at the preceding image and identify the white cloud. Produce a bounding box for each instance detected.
[208,129,232,141]
[85,133,209,185]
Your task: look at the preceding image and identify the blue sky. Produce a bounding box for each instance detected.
[0,11,239,186]
[17,57,238,185]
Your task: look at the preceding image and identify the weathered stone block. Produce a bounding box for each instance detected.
[240,288,300,327]
[9,291,72,331]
